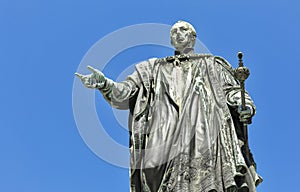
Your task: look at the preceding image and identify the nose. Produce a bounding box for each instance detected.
[176,29,183,35]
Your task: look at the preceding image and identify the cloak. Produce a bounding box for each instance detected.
[100,54,261,192]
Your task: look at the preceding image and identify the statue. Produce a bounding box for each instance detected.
[75,20,262,192]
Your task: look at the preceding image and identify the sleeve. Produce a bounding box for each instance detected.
[215,56,256,117]
[99,70,141,110]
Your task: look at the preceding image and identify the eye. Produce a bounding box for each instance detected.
[180,27,188,31]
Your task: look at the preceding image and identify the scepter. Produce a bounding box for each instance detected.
[234,52,250,158]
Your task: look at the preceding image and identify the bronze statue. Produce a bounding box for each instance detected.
[75,20,262,192]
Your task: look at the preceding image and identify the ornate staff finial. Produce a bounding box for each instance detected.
[235,52,250,83]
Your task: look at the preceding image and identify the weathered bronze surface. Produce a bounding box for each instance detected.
[76,21,262,192]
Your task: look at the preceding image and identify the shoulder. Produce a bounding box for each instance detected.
[134,58,158,84]
[135,58,157,71]
[213,55,235,75]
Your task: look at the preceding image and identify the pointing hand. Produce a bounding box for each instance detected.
[75,65,106,89]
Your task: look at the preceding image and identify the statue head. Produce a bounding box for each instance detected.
[170,20,197,53]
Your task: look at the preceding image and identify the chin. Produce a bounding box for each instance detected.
[175,45,188,51]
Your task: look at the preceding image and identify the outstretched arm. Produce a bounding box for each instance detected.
[75,66,140,110]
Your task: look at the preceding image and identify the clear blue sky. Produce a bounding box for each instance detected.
[1,0,299,191]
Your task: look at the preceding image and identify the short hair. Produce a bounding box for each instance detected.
[170,20,197,37]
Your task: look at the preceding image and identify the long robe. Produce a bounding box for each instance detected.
[100,54,260,192]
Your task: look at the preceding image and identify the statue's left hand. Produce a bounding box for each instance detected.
[237,105,253,124]
[75,65,106,89]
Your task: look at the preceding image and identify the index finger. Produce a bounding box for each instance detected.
[87,65,100,74]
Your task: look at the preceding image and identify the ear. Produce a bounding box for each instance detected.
[188,34,196,47]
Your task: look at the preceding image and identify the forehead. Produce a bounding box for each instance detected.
[171,22,189,30]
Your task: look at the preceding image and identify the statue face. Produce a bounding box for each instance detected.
[170,21,196,51]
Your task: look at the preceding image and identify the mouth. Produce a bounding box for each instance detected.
[177,37,184,42]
